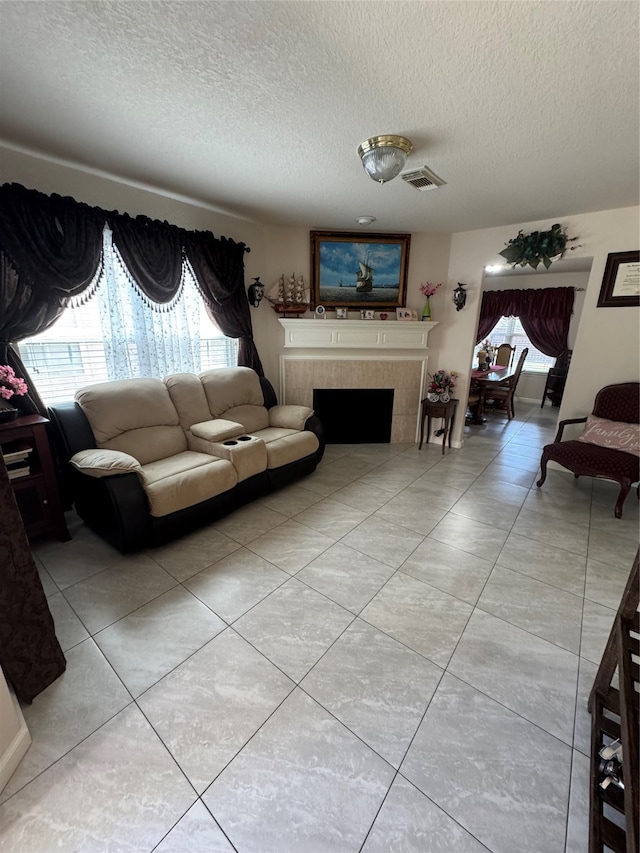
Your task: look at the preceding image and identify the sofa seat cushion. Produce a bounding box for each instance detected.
[140,451,237,517]
[252,427,320,469]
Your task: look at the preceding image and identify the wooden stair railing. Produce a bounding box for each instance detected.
[588,549,639,853]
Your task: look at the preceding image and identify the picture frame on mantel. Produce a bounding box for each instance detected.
[310,230,410,309]
[597,250,640,308]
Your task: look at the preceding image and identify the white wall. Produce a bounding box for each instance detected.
[442,206,639,444]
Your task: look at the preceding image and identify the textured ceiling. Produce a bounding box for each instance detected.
[1,1,638,233]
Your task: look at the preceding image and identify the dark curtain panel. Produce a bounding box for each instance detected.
[519,288,574,357]
[185,231,264,375]
[0,184,105,414]
[110,213,184,308]
[0,250,66,415]
[476,315,502,344]
[477,287,574,357]
[0,454,66,702]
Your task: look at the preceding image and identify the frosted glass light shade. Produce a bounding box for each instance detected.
[358,135,413,184]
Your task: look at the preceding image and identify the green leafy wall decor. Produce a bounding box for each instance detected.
[499,223,580,270]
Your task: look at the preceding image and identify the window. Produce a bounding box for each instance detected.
[475,316,555,372]
[18,226,238,405]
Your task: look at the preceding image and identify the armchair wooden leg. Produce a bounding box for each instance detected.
[537,453,549,487]
[615,479,631,519]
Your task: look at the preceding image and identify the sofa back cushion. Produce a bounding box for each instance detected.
[164,373,212,430]
[75,378,186,465]
[200,367,269,432]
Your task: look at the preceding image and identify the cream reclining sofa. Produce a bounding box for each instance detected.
[49,368,324,552]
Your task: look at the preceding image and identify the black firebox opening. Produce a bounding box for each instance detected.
[313,388,394,444]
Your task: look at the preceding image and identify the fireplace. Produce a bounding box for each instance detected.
[281,356,428,443]
[313,389,394,443]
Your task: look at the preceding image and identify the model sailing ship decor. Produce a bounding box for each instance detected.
[266,273,310,317]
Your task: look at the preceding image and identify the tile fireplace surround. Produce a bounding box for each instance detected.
[278,320,439,444]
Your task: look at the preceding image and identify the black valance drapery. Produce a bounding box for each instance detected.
[185,231,264,375]
[0,183,263,413]
[0,184,105,413]
[476,286,575,358]
[109,213,185,308]
[0,183,105,297]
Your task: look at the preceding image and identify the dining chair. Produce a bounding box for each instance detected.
[541,349,572,408]
[494,343,516,369]
[484,348,529,420]
[466,386,482,422]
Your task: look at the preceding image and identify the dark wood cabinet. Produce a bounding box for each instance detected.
[0,414,70,542]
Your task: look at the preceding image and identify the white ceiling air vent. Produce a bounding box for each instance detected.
[400,166,446,191]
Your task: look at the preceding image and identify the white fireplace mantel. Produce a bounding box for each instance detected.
[278,318,438,350]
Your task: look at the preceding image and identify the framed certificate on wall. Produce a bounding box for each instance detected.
[597,251,640,307]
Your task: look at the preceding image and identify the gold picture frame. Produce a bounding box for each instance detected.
[311,231,410,308]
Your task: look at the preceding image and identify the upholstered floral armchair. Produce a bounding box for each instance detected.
[537,382,640,518]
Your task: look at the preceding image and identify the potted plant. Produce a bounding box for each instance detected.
[498,223,580,270]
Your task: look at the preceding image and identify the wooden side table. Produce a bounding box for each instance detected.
[418,397,458,454]
[0,414,70,542]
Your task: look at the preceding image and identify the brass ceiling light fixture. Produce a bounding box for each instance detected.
[357,135,414,184]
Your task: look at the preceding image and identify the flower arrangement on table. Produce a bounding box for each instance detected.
[419,282,442,320]
[0,365,28,401]
[0,365,28,421]
[427,369,458,402]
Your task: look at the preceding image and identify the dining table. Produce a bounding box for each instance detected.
[468,365,513,423]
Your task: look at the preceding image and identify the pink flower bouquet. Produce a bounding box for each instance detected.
[419,282,442,298]
[0,365,28,400]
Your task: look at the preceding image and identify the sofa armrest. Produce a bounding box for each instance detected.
[70,448,143,479]
[190,419,245,441]
[268,405,314,431]
[555,416,587,443]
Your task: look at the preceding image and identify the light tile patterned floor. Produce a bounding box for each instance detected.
[2,403,637,852]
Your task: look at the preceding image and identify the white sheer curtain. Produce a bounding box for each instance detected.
[99,226,204,380]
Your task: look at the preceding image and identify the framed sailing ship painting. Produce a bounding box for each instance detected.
[310,231,410,308]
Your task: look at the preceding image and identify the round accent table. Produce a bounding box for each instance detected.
[418,397,458,454]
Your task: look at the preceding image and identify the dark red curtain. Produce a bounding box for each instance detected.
[477,287,574,357]
[185,231,264,375]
